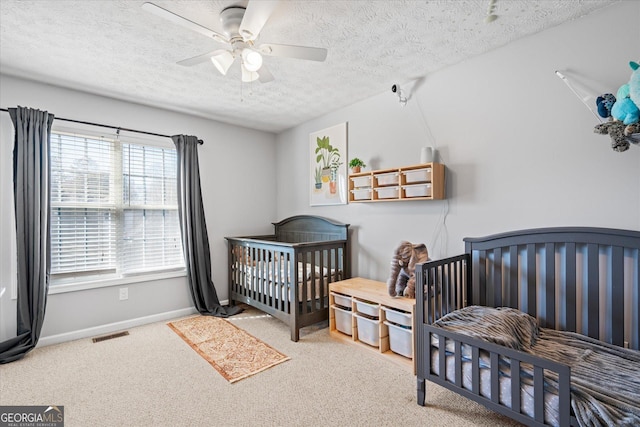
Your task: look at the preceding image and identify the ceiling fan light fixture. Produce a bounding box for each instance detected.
[210,50,235,75]
[241,64,260,82]
[241,49,263,72]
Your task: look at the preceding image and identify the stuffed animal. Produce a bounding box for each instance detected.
[594,120,630,152]
[387,241,429,298]
[596,93,616,118]
[611,61,640,125]
[611,84,640,125]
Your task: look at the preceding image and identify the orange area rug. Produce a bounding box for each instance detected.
[168,315,290,383]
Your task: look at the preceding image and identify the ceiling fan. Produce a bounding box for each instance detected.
[142,1,327,83]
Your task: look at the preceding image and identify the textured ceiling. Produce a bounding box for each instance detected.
[0,0,616,133]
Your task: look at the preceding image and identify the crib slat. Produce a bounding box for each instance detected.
[435,265,442,319]
[253,247,259,302]
[544,243,556,329]
[452,259,458,311]
[490,352,499,403]
[558,363,571,426]
[565,242,577,332]
[442,264,454,313]
[587,243,600,339]
[610,246,624,347]
[300,251,308,311]
[472,346,480,395]
[509,246,518,308]
[511,360,521,414]
[526,244,536,318]
[534,366,544,422]
[478,250,486,306]
[439,338,446,381]
[454,340,462,387]
[269,249,275,307]
[493,248,502,308]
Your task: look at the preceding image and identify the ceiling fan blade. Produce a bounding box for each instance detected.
[142,2,227,43]
[239,0,279,41]
[176,49,233,67]
[259,43,327,62]
[257,64,275,83]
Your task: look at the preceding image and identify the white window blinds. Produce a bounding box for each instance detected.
[50,133,116,275]
[122,144,183,274]
[50,132,184,280]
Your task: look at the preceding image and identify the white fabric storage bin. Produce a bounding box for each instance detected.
[384,321,412,358]
[331,292,352,309]
[332,305,353,336]
[381,306,412,327]
[350,188,371,200]
[374,186,398,199]
[403,168,431,184]
[403,183,431,198]
[354,299,379,318]
[374,172,399,186]
[355,312,380,347]
[350,175,371,188]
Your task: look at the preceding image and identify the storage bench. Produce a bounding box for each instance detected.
[329,277,416,373]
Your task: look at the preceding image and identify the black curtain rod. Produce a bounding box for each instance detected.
[0,107,203,144]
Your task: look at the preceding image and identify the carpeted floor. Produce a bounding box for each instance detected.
[0,307,523,426]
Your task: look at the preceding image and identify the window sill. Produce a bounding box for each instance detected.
[48,270,187,295]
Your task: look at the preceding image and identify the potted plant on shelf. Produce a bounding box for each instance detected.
[348,158,366,174]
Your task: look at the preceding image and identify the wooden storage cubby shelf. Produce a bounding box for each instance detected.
[348,162,445,203]
[329,277,416,374]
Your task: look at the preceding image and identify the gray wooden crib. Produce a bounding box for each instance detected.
[415,227,640,426]
[226,215,350,341]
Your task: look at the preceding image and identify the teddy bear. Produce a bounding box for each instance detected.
[387,241,429,298]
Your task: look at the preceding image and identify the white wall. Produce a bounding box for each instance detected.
[275,1,640,282]
[0,75,277,344]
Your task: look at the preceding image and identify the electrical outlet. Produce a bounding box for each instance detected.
[119,287,128,301]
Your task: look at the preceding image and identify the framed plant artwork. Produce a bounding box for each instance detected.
[309,122,348,206]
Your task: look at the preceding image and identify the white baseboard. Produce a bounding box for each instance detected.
[37,304,223,348]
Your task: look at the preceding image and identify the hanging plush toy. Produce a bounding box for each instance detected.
[387,241,429,298]
[611,61,640,125]
[594,61,640,151]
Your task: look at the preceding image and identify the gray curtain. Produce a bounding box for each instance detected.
[172,135,242,317]
[0,106,54,364]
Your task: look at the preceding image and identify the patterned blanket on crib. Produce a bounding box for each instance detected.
[433,306,640,427]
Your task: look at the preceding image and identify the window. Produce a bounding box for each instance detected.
[50,132,184,284]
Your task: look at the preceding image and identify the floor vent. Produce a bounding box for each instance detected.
[92,331,129,343]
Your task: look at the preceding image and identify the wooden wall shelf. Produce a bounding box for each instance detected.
[348,163,445,203]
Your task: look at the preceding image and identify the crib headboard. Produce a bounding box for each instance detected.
[273,215,349,243]
[464,227,640,350]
